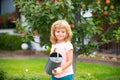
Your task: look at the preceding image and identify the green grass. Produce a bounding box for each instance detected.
[76,62,120,80]
[0,58,120,80]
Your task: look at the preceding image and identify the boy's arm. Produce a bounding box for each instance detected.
[61,49,73,70]
[52,49,73,75]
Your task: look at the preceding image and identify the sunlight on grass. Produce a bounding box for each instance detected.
[0,58,120,80]
[76,62,120,80]
[0,58,51,79]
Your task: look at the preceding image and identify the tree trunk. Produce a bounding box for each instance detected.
[73,50,79,74]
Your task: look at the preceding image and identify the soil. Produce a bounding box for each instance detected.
[0,50,120,66]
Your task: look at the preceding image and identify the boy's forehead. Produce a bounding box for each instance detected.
[54,24,65,28]
[55,28,66,31]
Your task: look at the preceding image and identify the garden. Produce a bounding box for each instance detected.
[0,51,120,80]
[0,0,120,80]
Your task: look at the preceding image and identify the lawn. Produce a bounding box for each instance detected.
[0,58,120,80]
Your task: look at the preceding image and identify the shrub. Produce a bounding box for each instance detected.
[0,69,7,80]
[0,13,16,29]
[0,33,23,50]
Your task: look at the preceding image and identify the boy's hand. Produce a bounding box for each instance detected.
[52,67,62,75]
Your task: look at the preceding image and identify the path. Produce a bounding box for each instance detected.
[0,50,120,66]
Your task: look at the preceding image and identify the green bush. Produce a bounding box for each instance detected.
[0,69,7,80]
[0,33,23,50]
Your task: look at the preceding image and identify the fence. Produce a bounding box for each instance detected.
[99,42,120,55]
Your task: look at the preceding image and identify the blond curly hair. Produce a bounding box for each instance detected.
[50,20,73,44]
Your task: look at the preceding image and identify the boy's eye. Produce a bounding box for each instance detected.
[56,31,65,33]
[56,31,60,33]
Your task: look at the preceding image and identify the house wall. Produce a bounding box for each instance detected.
[0,0,15,15]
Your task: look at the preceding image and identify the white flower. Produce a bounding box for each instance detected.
[25,69,28,72]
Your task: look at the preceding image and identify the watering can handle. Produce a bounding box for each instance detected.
[54,48,56,52]
[54,48,59,61]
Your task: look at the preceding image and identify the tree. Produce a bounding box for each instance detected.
[14,0,74,46]
[14,0,120,72]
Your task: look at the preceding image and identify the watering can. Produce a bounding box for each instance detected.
[45,50,63,75]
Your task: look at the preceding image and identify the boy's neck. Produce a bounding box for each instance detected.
[57,40,65,43]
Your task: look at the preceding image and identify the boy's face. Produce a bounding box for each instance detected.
[55,28,67,43]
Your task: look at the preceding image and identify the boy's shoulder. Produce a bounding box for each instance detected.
[65,41,72,44]
[65,41,73,46]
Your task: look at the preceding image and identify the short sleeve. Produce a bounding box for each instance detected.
[50,44,55,54]
[65,42,73,51]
